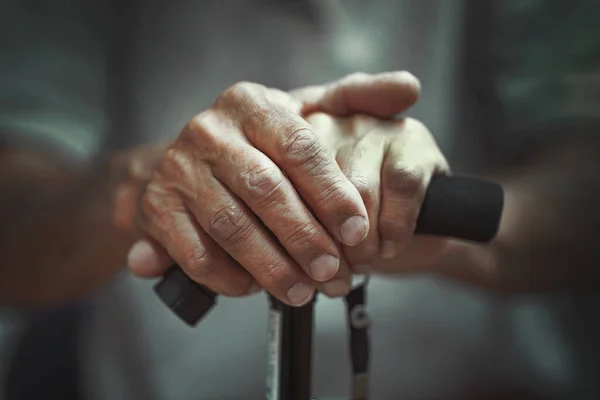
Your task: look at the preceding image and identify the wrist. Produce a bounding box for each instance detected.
[367,237,502,293]
[434,240,501,292]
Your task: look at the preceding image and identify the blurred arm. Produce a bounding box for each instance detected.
[487,133,600,292]
[0,146,134,307]
[377,132,600,294]
[0,1,135,307]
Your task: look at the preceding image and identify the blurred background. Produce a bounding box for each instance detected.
[1,0,600,399]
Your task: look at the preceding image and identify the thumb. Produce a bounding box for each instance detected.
[291,71,421,118]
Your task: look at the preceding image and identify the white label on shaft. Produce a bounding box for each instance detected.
[266,309,281,400]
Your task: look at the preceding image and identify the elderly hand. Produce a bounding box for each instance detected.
[305,113,450,277]
[122,72,439,306]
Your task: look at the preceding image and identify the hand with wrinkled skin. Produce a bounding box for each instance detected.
[305,113,450,273]
[123,71,428,306]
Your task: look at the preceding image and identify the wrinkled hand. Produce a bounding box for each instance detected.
[121,72,428,306]
[305,113,450,274]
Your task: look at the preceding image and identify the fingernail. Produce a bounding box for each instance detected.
[340,216,369,246]
[321,279,351,298]
[309,254,340,282]
[381,240,397,259]
[287,283,315,306]
[127,240,158,271]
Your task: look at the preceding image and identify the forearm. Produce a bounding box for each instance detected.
[482,143,600,293]
[0,148,135,307]
[377,134,600,294]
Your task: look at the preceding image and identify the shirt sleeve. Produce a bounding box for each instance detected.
[0,0,114,167]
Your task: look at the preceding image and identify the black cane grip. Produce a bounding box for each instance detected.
[153,267,217,326]
[154,175,504,326]
[415,175,504,242]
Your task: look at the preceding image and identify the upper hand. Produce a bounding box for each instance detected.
[122,71,423,306]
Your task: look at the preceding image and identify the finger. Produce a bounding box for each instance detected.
[182,107,345,282]
[291,71,421,118]
[216,83,370,247]
[127,237,174,278]
[317,250,353,298]
[138,182,258,297]
[335,119,387,268]
[212,143,344,282]
[378,119,450,259]
[157,143,317,306]
[186,177,317,306]
[112,181,140,231]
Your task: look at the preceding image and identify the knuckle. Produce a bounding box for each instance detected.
[140,183,167,219]
[404,117,431,135]
[259,262,297,292]
[348,173,378,205]
[317,176,353,205]
[283,222,320,251]
[160,147,184,171]
[185,114,208,136]
[263,262,284,283]
[218,81,263,107]
[281,127,325,168]
[183,111,221,145]
[242,162,286,208]
[402,118,438,147]
[208,205,255,247]
[139,183,183,232]
[384,164,424,199]
[184,246,216,281]
[159,147,196,184]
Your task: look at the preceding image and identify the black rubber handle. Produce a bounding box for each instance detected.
[153,175,504,326]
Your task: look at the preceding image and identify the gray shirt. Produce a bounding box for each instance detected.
[0,1,584,399]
